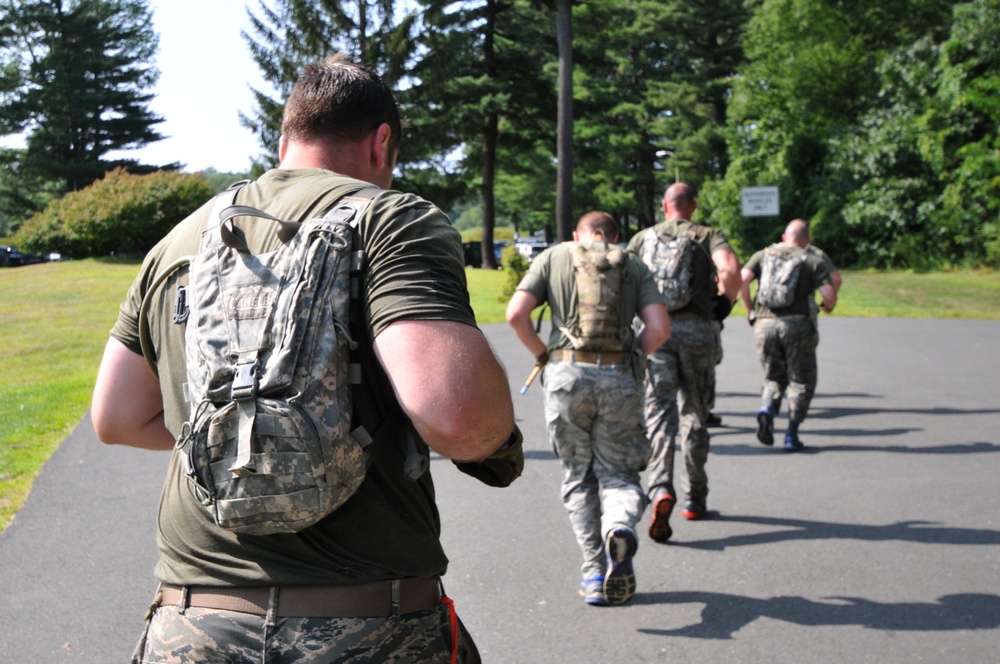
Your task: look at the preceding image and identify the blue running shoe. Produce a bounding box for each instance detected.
[604,529,637,605]
[784,433,804,451]
[756,408,774,446]
[579,576,608,606]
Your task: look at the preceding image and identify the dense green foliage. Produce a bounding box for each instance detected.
[0,147,62,235]
[236,0,999,270]
[0,0,170,194]
[13,168,215,257]
[704,0,999,268]
[2,0,997,270]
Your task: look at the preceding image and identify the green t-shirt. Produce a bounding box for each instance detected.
[627,218,733,319]
[516,240,664,352]
[806,244,838,274]
[111,168,476,586]
[744,244,832,318]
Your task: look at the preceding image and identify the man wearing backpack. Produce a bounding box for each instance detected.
[506,212,669,607]
[739,219,838,451]
[91,54,522,663]
[628,182,741,542]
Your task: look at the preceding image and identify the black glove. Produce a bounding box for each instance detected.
[712,292,734,321]
[453,426,525,488]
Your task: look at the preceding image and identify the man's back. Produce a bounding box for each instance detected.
[111,169,474,586]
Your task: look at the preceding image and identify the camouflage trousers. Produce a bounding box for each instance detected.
[707,320,723,410]
[542,360,649,580]
[131,593,478,663]
[753,315,818,423]
[643,317,718,502]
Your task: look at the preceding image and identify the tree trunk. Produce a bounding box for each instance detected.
[480,0,499,269]
[555,0,573,242]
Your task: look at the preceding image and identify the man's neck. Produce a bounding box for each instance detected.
[278,138,379,185]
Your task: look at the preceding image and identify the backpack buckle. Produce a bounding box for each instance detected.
[231,363,258,401]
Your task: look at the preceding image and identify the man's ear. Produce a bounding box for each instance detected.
[371,123,393,170]
[278,135,287,163]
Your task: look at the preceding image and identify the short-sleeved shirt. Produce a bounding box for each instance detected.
[744,244,832,318]
[515,240,664,352]
[626,219,733,319]
[807,244,838,275]
[110,168,475,586]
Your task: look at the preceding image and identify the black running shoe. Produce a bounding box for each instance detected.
[681,498,707,520]
[603,529,637,605]
[756,408,774,446]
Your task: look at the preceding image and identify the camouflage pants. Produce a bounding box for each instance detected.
[707,320,723,410]
[753,316,818,423]
[643,317,717,502]
[131,597,478,663]
[542,360,649,580]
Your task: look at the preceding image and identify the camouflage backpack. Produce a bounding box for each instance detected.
[154,183,381,535]
[558,234,627,353]
[756,243,808,309]
[640,226,712,312]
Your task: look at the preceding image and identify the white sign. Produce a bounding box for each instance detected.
[741,186,780,217]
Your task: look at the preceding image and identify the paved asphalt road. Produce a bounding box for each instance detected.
[2,318,999,663]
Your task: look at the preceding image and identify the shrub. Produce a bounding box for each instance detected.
[14,168,215,258]
[499,244,531,301]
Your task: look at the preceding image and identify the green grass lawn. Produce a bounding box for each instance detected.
[1,260,998,531]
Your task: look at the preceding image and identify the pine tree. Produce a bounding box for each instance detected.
[240,0,412,174]
[0,0,167,192]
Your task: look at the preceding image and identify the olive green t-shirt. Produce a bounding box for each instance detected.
[627,219,733,319]
[744,243,832,318]
[111,168,476,586]
[806,244,838,274]
[516,240,664,352]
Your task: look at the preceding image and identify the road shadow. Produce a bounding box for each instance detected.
[715,391,1000,420]
[707,425,922,450]
[710,437,1000,455]
[631,590,1000,639]
[671,514,1000,551]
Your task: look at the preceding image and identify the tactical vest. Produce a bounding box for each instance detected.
[559,236,627,353]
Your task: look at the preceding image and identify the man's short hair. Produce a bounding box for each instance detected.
[282,53,402,154]
[577,211,618,240]
[664,182,697,211]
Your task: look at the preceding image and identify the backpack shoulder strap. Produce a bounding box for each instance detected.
[138,182,252,376]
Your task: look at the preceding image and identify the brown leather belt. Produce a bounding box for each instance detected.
[159,578,442,618]
[550,349,626,365]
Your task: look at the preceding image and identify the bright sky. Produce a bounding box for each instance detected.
[109,0,270,173]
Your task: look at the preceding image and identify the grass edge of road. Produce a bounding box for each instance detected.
[2,260,998,532]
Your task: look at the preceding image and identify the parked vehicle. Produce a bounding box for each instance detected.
[1,245,47,267]
[515,241,548,263]
[462,241,483,267]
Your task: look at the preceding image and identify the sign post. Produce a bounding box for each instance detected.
[741,186,780,217]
